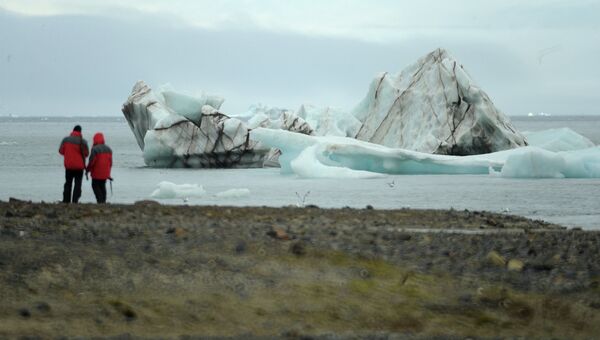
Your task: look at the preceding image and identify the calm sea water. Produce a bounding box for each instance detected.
[1,115,599,229]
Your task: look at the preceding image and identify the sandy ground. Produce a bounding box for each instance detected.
[1,199,599,338]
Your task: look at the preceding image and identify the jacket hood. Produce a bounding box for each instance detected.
[93,133,105,145]
[70,130,82,138]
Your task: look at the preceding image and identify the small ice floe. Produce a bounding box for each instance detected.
[0,141,17,146]
[215,188,250,198]
[387,180,396,188]
[150,181,206,199]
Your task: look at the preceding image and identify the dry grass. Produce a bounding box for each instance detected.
[0,201,597,338]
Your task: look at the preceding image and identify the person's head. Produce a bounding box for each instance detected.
[73,125,82,132]
[93,132,105,145]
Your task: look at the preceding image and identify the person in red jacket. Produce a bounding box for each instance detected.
[86,132,113,203]
[59,125,89,203]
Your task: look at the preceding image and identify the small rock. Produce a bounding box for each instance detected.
[486,218,498,227]
[35,302,51,313]
[486,251,506,267]
[5,211,15,218]
[110,301,137,321]
[529,262,554,272]
[166,227,186,237]
[290,242,306,256]
[366,205,374,210]
[267,228,290,240]
[507,259,524,272]
[397,233,412,241]
[458,294,473,304]
[235,241,247,254]
[19,308,31,318]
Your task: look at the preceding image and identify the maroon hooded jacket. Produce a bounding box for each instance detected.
[59,130,89,170]
[87,133,113,180]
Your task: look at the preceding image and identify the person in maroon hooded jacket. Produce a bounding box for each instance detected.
[59,125,89,203]
[86,132,113,203]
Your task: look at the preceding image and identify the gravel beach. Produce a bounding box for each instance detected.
[0,199,599,338]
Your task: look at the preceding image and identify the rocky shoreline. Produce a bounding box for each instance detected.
[0,200,599,338]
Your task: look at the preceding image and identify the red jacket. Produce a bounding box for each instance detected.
[87,133,113,180]
[59,131,89,170]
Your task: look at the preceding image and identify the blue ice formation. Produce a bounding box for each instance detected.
[250,128,600,179]
[123,48,593,175]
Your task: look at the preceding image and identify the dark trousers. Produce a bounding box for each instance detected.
[63,169,83,203]
[92,179,107,203]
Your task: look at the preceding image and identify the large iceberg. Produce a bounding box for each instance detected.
[352,48,527,155]
[122,81,311,168]
[122,48,579,171]
[250,128,600,179]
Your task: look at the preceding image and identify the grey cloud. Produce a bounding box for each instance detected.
[0,7,598,117]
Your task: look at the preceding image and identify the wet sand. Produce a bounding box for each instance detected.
[1,199,599,338]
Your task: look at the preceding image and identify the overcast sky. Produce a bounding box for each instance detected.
[0,0,599,116]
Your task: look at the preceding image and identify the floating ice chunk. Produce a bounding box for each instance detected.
[524,128,595,152]
[252,128,495,176]
[123,83,318,168]
[251,128,600,179]
[559,147,600,178]
[290,144,384,179]
[0,141,17,146]
[215,188,251,198]
[150,181,206,199]
[500,147,566,178]
[123,81,273,168]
